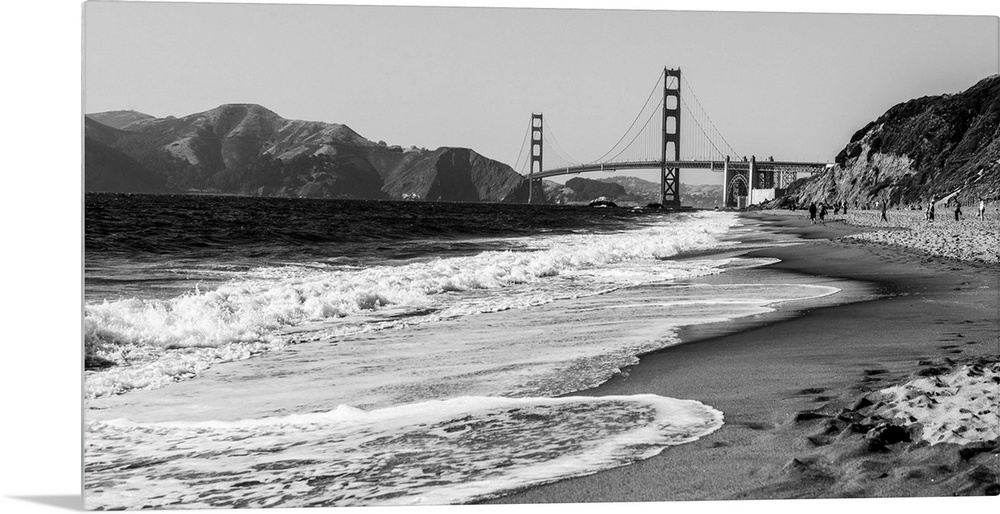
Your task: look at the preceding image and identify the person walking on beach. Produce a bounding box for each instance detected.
[926,199,935,222]
[880,201,888,222]
[979,198,987,221]
[819,203,827,223]
[808,202,817,224]
[954,199,962,221]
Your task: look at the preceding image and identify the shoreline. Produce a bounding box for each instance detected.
[85,210,882,509]
[488,212,999,502]
[80,210,999,506]
[82,212,866,425]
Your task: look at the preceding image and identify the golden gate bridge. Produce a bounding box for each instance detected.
[511,67,833,208]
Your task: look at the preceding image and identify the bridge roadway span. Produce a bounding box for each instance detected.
[531,159,830,180]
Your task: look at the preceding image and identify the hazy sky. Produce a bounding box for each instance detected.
[84,2,998,185]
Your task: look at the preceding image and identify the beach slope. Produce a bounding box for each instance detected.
[490,212,999,501]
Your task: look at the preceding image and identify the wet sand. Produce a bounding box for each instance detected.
[488,212,999,502]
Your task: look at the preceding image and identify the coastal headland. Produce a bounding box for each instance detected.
[489,210,999,501]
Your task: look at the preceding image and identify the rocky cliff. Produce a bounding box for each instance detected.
[784,75,1000,208]
[84,104,534,202]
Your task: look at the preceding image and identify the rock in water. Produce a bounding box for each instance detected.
[589,197,618,208]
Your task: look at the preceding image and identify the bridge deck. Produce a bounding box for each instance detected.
[530,159,831,180]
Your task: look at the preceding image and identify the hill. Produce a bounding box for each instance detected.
[85,104,536,202]
[544,175,723,207]
[678,183,724,208]
[97,103,376,173]
[84,135,169,193]
[87,110,155,130]
[597,176,658,204]
[596,176,723,208]
[378,147,534,203]
[782,75,1000,208]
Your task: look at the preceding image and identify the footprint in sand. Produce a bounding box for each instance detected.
[737,421,773,431]
[862,369,889,383]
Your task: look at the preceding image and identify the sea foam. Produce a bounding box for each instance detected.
[85,212,741,397]
[83,209,848,509]
[86,394,723,509]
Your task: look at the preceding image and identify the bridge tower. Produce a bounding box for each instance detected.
[661,68,681,207]
[527,113,543,204]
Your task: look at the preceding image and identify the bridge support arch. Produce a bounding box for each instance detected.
[727,173,749,209]
[724,156,756,208]
[724,156,796,208]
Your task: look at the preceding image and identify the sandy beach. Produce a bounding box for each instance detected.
[488,211,999,502]
[763,207,1000,264]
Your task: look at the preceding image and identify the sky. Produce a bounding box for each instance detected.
[1,3,999,514]
[83,1,999,185]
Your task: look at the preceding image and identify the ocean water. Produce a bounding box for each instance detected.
[84,193,838,508]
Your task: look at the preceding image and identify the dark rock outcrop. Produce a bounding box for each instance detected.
[865,422,912,452]
[588,197,618,208]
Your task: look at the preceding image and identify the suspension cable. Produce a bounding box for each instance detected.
[512,115,532,173]
[606,97,663,163]
[591,68,666,164]
[543,121,580,166]
[680,95,729,160]
[680,75,739,157]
